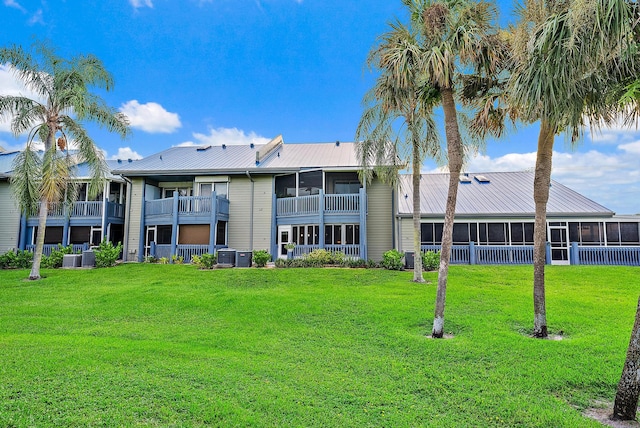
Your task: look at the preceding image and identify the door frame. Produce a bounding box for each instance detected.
[547,222,570,265]
[277,225,292,259]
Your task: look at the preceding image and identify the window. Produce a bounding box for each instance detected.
[510,222,534,245]
[621,223,640,244]
[488,223,507,244]
[216,221,227,246]
[335,181,361,194]
[420,223,444,245]
[275,174,296,198]
[325,225,343,245]
[199,183,212,196]
[452,223,470,244]
[569,222,605,245]
[298,171,322,196]
[179,225,210,245]
[157,225,172,244]
[606,222,620,244]
[163,187,192,198]
[214,182,228,198]
[69,226,91,244]
[293,225,320,245]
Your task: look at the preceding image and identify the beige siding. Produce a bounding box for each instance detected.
[398,217,413,253]
[0,182,21,252]
[126,178,144,261]
[228,175,273,251]
[366,179,394,261]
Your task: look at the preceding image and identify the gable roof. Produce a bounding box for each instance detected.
[112,139,362,176]
[397,171,614,218]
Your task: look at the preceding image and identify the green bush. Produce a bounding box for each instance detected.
[422,250,440,271]
[42,244,75,269]
[344,258,368,268]
[171,255,184,264]
[144,255,158,263]
[252,250,271,267]
[381,249,404,270]
[94,241,122,268]
[191,253,216,269]
[0,249,34,269]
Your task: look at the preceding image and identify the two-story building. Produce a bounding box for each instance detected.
[113,136,394,262]
[0,148,128,254]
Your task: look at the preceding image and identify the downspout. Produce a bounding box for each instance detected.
[245,171,254,250]
[101,180,108,243]
[121,176,133,261]
[391,187,396,250]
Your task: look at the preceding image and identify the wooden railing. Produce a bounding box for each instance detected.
[276,193,361,217]
[291,244,360,259]
[107,202,125,219]
[421,245,471,264]
[577,246,640,266]
[146,195,229,217]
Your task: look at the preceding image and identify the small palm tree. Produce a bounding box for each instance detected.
[0,41,130,280]
[356,20,442,284]
[510,0,637,338]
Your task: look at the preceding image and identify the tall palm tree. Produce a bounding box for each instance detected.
[407,0,502,338]
[0,41,130,280]
[510,0,638,338]
[356,21,442,284]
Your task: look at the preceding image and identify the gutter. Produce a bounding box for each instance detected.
[121,176,133,259]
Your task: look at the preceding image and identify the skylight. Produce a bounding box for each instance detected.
[459,175,472,183]
[474,175,490,183]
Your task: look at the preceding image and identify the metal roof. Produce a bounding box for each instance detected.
[0,150,20,174]
[0,150,121,180]
[112,141,362,176]
[397,172,614,217]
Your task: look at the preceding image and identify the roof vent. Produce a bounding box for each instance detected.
[117,159,122,164]
[197,145,212,152]
[250,143,255,149]
[128,159,132,163]
[277,151,280,157]
[459,175,472,183]
[159,155,163,160]
[474,175,490,183]
[336,141,340,146]
[222,144,226,149]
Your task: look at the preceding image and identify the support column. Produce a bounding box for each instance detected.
[469,241,476,265]
[137,179,146,262]
[359,187,367,260]
[319,190,325,249]
[545,242,552,265]
[18,213,27,250]
[570,241,579,265]
[170,193,179,262]
[62,205,70,247]
[209,192,217,254]
[271,193,278,260]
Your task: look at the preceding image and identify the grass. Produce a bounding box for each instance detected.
[0,264,639,427]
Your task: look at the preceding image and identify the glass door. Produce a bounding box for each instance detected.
[145,226,157,257]
[548,222,569,265]
[277,225,292,259]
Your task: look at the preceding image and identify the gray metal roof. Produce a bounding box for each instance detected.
[112,141,361,176]
[0,150,20,174]
[397,172,614,217]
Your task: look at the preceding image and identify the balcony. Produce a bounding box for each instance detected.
[276,192,363,223]
[145,195,230,225]
[30,201,125,226]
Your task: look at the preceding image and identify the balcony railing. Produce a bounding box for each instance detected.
[146,195,229,218]
[291,244,360,259]
[276,193,361,217]
[43,201,124,219]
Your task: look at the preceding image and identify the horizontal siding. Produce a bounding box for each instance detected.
[228,176,252,250]
[398,218,413,253]
[0,182,20,252]
[252,176,273,251]
[126,178,144,261]
[366,179,393,262]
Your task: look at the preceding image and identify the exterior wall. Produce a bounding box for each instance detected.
[0,181,21,252]
[398,217,413,253]
[366,178,394,262]
[228,175,273,251]
[126,178,145,261]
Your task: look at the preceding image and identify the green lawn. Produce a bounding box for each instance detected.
[0,264,638,427]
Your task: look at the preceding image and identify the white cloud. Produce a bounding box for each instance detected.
[119,100,181,134]
[586,116,640,144]
[108,147,143,161]
[4,0,26,12]
[0,65,45,134]
[438,146,640,215]
[183,127,270,147]
[129,0,153,9]
[27,8,43,25]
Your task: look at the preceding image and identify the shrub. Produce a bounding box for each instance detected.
[253,250,271,267]
[422,250,440,271]
[344,258,368,268]
[94,241,122,268]
[192,253,216,269]
[171,255,184,264]
[381,249,404,270]
[42,244,75,269]
[144,255,158,263]
[159,257,169,265]
[366,259,379,269]
[0,249,34,269]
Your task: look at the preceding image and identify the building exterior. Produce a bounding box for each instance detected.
[0,149,128,254]
[1,140,639,266]
[397,172,640,265]
[113,136,393,262]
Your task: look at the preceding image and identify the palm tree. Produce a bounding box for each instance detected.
[0,41,130,280]
[509,0,637,338]
[356,21,442,284]
[408,0,502,338]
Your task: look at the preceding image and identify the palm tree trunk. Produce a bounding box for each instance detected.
[533,119,555,338]
[29,201,48,280]
[613,296,640,421]
[433,88,463,338]
[412,131,425,283]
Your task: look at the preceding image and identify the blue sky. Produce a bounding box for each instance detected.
[0,0,638,214]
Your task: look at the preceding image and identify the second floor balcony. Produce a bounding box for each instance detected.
[275,190,366,224]
[145,194,230,225]
[43,200,125,221]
